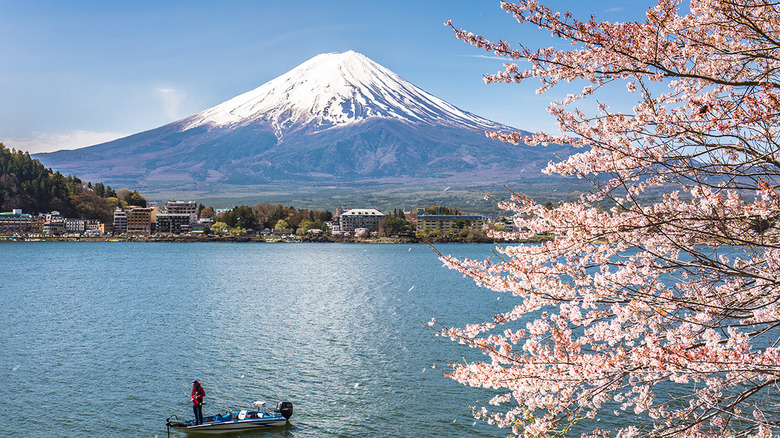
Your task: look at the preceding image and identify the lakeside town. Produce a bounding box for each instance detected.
[0,143,527,244]
[0,200,522,243]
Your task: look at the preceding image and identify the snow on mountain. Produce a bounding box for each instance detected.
[182,50,506,139]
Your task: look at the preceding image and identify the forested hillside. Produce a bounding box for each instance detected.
[0,143,119,222]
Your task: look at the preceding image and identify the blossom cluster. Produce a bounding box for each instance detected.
[441,1,780,437]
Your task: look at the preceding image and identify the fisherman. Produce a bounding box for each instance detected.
[191,380,205,425]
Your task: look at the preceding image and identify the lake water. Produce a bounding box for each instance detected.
[1,242,508,437]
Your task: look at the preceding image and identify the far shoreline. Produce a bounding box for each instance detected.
[0,234,552,244]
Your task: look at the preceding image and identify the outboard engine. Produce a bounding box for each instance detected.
[276,401,294,420]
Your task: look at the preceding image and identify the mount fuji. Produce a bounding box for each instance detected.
[34,51,575,197]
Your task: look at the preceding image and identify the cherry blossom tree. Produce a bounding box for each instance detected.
[435,1,780,437]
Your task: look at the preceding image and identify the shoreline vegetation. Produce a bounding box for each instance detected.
[1,233,554,244]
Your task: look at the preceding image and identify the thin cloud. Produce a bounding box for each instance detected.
[2,130,129,154]
[458,54,508,61]
[157,87,185,120]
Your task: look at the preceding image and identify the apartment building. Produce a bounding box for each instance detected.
[156,213,191,234]
[0,209,32,234]
[339,208,384,233]
[114,208,127,234]
[415,208,485,232]
[126,207,153,235]
[164,200,198,225]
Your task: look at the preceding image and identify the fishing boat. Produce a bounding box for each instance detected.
[166,401,293,435]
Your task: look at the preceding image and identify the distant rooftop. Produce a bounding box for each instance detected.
[341,209,384,217]
[418,214,484,221]
[0,212,31,218]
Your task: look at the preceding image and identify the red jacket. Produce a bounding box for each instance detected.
[191,384,205,405]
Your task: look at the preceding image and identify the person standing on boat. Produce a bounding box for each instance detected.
[191,380,205,425]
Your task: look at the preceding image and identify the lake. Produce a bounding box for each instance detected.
[1,242,508,437]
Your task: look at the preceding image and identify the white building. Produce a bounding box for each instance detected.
[65,218,87,234]
[164,200,198,225]
[339,209,384,233]
[114,207,127,234]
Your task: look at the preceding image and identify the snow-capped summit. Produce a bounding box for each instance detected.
[183,50,505,138]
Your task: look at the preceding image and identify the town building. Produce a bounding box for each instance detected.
[126,207,153,235]
[29,216,44,234]
[326,220,341,233]
[65,218,87,234]
[0,209,102,236]
[42,211,66,235]
[100,223,113,235]
[155,213,191,234]
[164,200,198,225]
[114,208,127,234]
[415,208,485,232]
[85,219,101,233]
[190,217,211,233]
[339,208,384,233]
[64,218,102,235]
[164,200,197,215]
[0,209,33,234]
[490,216,519,233]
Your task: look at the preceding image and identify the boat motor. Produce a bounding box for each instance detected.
[276,401,294,420]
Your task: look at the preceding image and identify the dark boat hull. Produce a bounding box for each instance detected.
[170,413,288,434]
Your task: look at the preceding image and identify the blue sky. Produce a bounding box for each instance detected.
[0,0,649,154]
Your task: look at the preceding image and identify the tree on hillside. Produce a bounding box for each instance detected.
[436,1,780,437]
[218,205,259,230]
[318,210,334,222]
[379,209,411,236]
[199,206,215,218]
[0,143,86,216]
[273,219,289,232]
[250,203,332,231]
[423,203,461,215]
[0,143,134,220]
[210,221,229,236]
[127,190,147,208]
[71,190,118,223]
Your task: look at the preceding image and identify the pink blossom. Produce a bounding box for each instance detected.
[439,1,780,436]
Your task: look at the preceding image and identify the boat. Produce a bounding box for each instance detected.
[166,400,293,435]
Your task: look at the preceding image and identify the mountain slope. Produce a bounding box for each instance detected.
[34,51,575,193]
